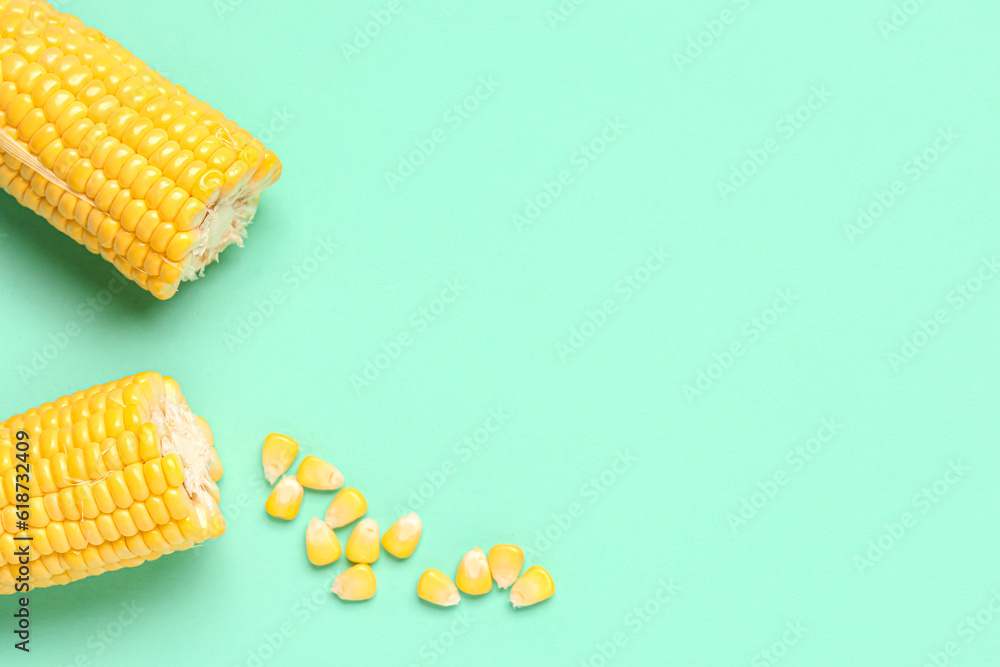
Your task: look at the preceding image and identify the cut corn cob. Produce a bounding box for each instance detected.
[487,544,523,589]
[509,566,554,608]
[261,433,297,485]
[455,546,492,595]
[0,371,224,593]
[324,487,366,528]
[305,516,341,566]
[417,568,460,607]
[296,455,343,491]
[265,477,302,520]
[345,517,379,564]
[331,563,376,601]
[381,512,421,559]
[0,1,282,300]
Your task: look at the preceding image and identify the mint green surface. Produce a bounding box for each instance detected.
[3,1,1000,665]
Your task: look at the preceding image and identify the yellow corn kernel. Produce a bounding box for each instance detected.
[296,455,343,491]
[456,547,492,595]
[324,488,366,528]
[345,518,380,564]
[488,544,524,590]
[305,517,341,566]
[262,433,297,484]
[331,563,376,601]
[509,566,555,609]
[417,568,460,607]
[381,512,421,559]
[161,453,185,487]
[265,477,302,520]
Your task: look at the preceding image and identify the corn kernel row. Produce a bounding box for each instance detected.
[419,545,554,608]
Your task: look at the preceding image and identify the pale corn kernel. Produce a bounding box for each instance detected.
[208,448,224,482]
[265,477,303,520]
[331,563,376,601]
[296,455,343,491]
[488,544,524,589]
[509,566,555,609]
[456,547,492,595]
[262,433,297,484]
[305,517,341,566]
[345,518,380,564]
[381,512,421,559]
[417,569,460,607]
[324,488,366,528]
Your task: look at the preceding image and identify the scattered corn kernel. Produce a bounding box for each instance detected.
[509,566,555,608]
[456,547,492,595]
[345,518,380,564]
[381,512,422,559]
[417,568,460,607]
[265,477,303,520]
[262,433,298,484]
[488,544,524,589]
[296,455,344,491]
[331,563,376,601]
[305,517,341,566]
[324,488,367,528]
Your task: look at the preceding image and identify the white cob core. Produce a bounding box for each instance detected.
[181,182,264,282]
[148,393,216,505]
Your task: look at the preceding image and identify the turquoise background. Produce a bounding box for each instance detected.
[3,0,1000,665]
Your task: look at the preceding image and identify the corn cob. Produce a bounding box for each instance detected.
[0,371,225,593]
[0,1,282,300]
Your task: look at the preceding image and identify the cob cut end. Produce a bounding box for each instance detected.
[180,187,261,283]
[148,386,217,506]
